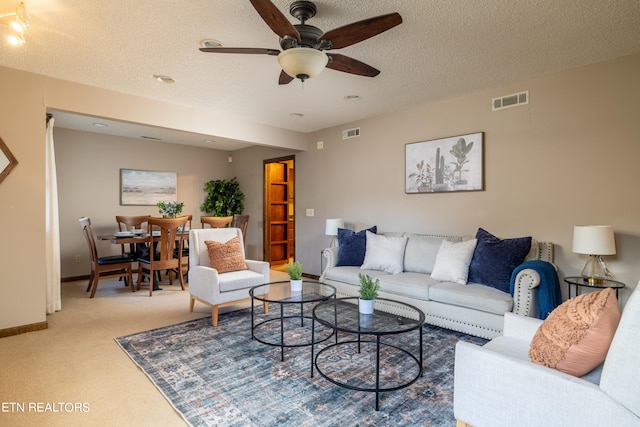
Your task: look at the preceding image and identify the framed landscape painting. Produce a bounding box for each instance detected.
[405,132,484,193]
[120,169,177,206]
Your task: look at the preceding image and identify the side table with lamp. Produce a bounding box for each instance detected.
[567,225,625,299]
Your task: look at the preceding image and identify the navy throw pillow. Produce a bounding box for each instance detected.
[468,228,532,293]
[336,226,377,267]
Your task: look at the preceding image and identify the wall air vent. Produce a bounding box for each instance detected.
[492,91,529,111]
[342,127,361,140]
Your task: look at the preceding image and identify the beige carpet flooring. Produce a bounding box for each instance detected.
[0,269,289,427]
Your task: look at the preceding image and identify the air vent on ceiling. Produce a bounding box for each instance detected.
[492,91,529,111]
[342,127,361,139]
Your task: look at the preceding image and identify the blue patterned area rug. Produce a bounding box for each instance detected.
[115,306,486,427]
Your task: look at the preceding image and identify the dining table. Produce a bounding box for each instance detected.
[98,229,190,291]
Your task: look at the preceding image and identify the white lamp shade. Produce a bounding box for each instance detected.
[325,218,344,236]
[572,225,616,255]
[278,48,328,80]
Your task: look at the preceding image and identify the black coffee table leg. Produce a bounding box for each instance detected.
[375,335,381,411]
[280,305,285,361]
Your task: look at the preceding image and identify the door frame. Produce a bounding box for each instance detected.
[263,155,295,265]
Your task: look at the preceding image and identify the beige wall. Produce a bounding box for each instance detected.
[2,53,639,331]
[289,53,640,304]
[53,128,232,278]
[0,68,47,330]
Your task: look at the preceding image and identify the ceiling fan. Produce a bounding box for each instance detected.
[200,0,403,85]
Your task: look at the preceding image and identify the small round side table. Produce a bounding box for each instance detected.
[564,276,625,299]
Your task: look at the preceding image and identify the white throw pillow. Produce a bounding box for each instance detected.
[430,239,478,284]
[361,231,408,274]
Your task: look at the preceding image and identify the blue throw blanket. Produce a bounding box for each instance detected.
[510,260,562,320]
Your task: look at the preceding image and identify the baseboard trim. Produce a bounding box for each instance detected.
[62,275,89,282]
[302,273,320,280]
[0,321,48,338]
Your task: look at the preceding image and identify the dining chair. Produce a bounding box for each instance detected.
[233,214,250,245]
[201,215,233,229]
[170,214,192,281]
[79,217,135,298]
[115,215,150,259]
[137,216,189,296]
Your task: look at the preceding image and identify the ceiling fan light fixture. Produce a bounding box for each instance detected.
[278,48,328,81]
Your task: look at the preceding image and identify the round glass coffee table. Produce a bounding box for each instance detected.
[312,297,425,411]
[249,280,336,361]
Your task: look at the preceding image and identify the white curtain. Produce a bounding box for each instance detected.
[46,117,61,314]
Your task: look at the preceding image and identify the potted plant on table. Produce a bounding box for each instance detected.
[358,273,380,314]
[284,260,303,291]
[156,201,184,218]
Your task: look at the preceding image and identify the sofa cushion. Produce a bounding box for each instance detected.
[324,266,390,287]
[377,272,439,301]
[402,235,442,274]
[529,288,620,377]
[429,282,514,315]
[336,226,377,266]
[468,228,532,293]
[205,237,247,274]
[431,239,478,284]
[361,231,408,274]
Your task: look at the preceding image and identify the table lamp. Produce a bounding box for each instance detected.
[572,225,616,285]
[325,218,344,247]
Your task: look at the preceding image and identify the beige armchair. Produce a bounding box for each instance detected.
[188,228,270,326]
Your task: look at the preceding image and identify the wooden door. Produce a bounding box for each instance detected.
[264,158,294,266]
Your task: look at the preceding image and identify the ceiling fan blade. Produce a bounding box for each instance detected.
[278,70,294,85]
[327,53,380,77]
[199,47,280,55]
[249,0,300,42]
[319,13,402,50]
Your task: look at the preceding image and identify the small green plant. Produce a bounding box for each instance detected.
[358,273,380,300]
[156,201,184,217]
[284,260,303,280]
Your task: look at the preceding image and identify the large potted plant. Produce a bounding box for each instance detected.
[284,260,303,291]
[200,177,245,216]
[358,273,380,314]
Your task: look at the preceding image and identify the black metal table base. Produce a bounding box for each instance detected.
[311,319,423,411]
[251,299,334,361]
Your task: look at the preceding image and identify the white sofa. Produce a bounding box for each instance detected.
[454,283,640,426]
[320,232,555,339]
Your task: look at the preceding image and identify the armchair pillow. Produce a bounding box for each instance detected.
[336,226,377,266]
[467,228,532,293]
[431,239,478,284]
[205,237,248,274]
[529,288,620,376]
[361,231,408,274]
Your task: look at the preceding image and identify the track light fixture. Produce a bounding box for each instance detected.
[5,1,29,46]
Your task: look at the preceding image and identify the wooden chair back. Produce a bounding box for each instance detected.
[116,215,150,257]
[138,216,189,296]
[116,215,150,231]
[201,215,233,229]
[80,217,99,264]
[233,214,250,243]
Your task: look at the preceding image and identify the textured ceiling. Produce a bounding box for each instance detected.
[1,0,639,147]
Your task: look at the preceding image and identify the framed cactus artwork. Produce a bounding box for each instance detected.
[405,132,484,193]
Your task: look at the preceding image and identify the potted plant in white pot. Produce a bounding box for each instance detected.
[284,260,303,291]
[358,273,380,314]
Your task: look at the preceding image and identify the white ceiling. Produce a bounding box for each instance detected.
[1,0,639,149]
